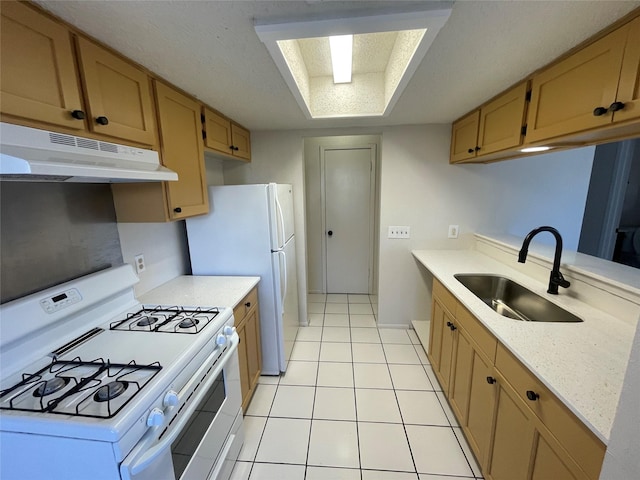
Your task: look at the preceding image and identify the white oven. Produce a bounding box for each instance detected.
[0,265,244,480]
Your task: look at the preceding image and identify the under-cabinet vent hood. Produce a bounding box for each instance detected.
[0,123,178,183]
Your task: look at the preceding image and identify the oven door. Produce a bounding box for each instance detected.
[120,332,242,480]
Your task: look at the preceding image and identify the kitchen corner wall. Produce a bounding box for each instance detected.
[222,125,595,327]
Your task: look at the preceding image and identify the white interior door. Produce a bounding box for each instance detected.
[324,147,374,294]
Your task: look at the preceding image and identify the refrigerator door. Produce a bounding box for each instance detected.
[269,183,294,250]
[271,235,299,371]
[186,185,282,375]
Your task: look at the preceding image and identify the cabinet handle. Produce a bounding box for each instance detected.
[230,145,240,151]
[526,390,539,401]
[467,148,474,154]
[245,302,251,308]
[446,321,457,331]
[486,376,496,384]
[608,101,625,112]
[592,107,608,117]
[174,207,182,213]
[71,110,86,120]
[475,146,481,151]
[95,116,109,125]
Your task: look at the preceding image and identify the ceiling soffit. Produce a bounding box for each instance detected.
[255,7,452,119]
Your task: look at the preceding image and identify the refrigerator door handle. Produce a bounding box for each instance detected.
[278,249,287,308]
[275,192,286,248]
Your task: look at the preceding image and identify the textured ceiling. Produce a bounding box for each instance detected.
[34,0,640,131]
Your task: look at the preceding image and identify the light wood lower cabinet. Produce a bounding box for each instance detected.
[233,287,262,412]
[428,278,605,480]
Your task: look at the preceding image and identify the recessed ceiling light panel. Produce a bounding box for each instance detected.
[329,35,353,84]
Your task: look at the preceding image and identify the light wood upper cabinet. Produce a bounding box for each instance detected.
[614,16,640,124]
[154,81,208,220]
[75,37,157,146]
[111,82,208,222]
[203,107,251,161]
[0,1,85,130]
[450,82,528,163]
[450,111,480,162]
[477,82,528,155]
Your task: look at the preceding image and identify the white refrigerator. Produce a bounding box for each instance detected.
[186,183,299,374]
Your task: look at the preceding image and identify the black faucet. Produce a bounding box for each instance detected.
[518,226,571,294]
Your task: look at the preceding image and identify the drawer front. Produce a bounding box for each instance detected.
[233,287,258,324]
[433,279,458,316]
[455,306,497,362]
[495,344,605,480]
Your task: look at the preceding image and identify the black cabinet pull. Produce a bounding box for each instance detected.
[174,207,182,213]
[486,376,496,384]
[230,145,239,151]
[475,146,481,151]
[95,116,109,125]
[446,321,457,331]
[593,107,608,117]
[526,390,539,401]
[71,110,85,120]
[467,148,474,154]
[245,302,251,308]
[608,101,625,112]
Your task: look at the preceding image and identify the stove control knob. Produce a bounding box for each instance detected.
[147,407,165,427]
[216,334,227,346]
[163,390,179,407]
[223,325,236,336]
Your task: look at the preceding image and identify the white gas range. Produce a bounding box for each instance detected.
[0,265,244,480]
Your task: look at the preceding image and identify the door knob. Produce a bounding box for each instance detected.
[327,230,333,236]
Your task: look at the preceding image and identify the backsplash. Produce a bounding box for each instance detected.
[0,182,123,303]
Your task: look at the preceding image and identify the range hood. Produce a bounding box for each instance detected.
[0,122,178,183]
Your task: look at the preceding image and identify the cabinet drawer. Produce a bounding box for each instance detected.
[433,279,458,316]
[455,306,497,362]
[495,344,605,479]
[234,287,258,324]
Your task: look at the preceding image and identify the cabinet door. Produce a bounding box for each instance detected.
[0,2,85,130]
[231,123,251,161]
[477,82,528,156]
[203,108,232,154]
[487,378,536,480]
[245,308,262,390]
[429,299,455,392]
[614,17,640,124]
[236,321,251,410]
[526,26,628,143]
[530,432,581,480]
[464,350,495,469]
[449,326,474,422]
[154,81,208,220]
[450,110,480,163]
[76,37,157,145]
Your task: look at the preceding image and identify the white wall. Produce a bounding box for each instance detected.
[221,125,595,327]
[600,317,640,479]
[117,221,191,297]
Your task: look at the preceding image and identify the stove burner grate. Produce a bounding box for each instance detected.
[110,306,220,334]
[0,357,162,419]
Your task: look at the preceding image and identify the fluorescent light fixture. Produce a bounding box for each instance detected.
[329,35,353,83]
[520,146,552,153]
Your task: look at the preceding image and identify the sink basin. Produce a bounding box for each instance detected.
[454,274,583,323]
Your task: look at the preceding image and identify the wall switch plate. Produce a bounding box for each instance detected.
[388,226,411,239]
[448,225,459,239]
[134,254,146,274]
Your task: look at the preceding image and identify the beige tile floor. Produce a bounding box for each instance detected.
[230,294,483,480]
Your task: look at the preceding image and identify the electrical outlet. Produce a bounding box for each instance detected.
[388,226,411,239]
[448,225,459,239]
[134,254,146,274]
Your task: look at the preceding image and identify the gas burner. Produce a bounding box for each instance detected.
[136,316,159,327]
[94,381,128,403]
[33,377,69,397]
[178,318,199,329]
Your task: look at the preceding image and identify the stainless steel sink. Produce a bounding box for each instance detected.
[454,274,583,323]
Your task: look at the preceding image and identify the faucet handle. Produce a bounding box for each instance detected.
[550,271,571,290]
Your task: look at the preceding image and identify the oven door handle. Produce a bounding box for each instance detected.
[120,332,239,479]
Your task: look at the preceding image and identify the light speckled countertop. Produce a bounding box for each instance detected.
[139,275,260,309]
[412,249,636,444]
